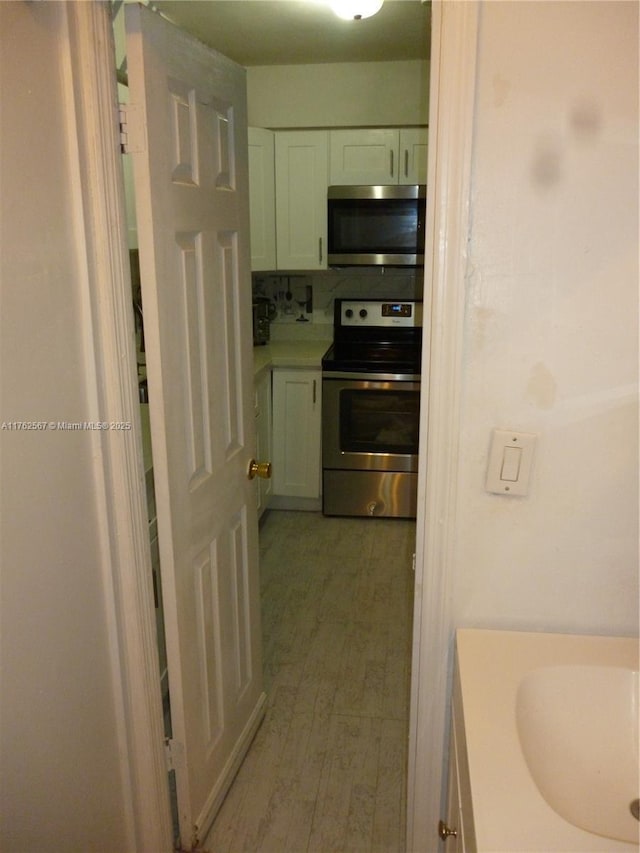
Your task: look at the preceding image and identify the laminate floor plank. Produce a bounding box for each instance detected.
[204,510,414,853]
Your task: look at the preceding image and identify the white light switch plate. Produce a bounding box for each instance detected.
[485,429,537,496]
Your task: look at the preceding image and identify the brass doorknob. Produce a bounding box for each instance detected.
[248,459,272,480]
[438,820,458,841]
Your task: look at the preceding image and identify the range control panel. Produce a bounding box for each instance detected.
[339,300,423,328]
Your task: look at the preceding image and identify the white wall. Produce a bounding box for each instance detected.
[247,59,429,127]
[451,0,638,635]
[0,4,131,848]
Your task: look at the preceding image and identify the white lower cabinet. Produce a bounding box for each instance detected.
[271,368,322,500]
[254,369,272,519]
[441,666,476,852]
[442,707,464,852]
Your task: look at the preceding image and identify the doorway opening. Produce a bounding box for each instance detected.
[112,0,432,844]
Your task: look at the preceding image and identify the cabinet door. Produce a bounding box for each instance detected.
[399,128,428,185]
[254,370,272,518]
[329,128,399,185]
[275,131,328,270]
[444,720,462,853]
[248,127,276,271]
[271,369,321,498]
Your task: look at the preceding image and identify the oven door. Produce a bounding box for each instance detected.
[322,375,421,472]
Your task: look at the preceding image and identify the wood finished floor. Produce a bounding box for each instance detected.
[204,510,415,853]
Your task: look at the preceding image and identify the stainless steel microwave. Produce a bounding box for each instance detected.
[327,184,426,267]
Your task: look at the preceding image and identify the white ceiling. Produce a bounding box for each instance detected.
[150,0,431,66]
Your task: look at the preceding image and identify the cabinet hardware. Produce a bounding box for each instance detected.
[404,149,409,178]
[438,820,458,841]
[318,237,323,264]
[390,149,394,177]
[313,380,317,404]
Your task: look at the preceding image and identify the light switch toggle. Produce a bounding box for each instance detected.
[486,430,537,496]
[500,446,522,481]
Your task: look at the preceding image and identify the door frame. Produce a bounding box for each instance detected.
[73,0,480,848]
[407,1,479,850]
[66,4,172,849]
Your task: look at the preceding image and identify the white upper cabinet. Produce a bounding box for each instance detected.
[400,128,429,184]
[275,131,328,270]
[247,126,428,271]
[329,128,428,185]
[248,127,276,271]
[329,129,399,185]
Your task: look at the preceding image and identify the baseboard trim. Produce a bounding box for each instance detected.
[267,495,322,512]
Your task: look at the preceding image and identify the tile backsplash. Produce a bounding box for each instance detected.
[252,268,425,331]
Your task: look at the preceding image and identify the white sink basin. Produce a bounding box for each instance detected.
[456,629,639,852]
[516,665,639,844]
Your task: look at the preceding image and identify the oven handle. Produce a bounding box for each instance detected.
[322,370,422,382]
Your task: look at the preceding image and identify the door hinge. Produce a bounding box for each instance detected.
[164,737,184,773]
[164,737,173,771]
[119,103,146,154]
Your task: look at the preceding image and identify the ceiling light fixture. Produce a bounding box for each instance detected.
[330,0,384,21]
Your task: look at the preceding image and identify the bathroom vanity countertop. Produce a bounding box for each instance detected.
[253,340,331,379]
[455,629,639,853]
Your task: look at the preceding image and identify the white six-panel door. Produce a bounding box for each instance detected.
[125,6,265,847]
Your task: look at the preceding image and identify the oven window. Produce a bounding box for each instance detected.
[339,389,420,455]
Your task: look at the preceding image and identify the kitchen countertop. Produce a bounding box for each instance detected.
[253,339,331,379]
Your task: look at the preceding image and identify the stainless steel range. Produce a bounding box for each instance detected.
[322,298,423,518]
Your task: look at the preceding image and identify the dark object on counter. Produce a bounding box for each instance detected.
[252,297,274,345]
